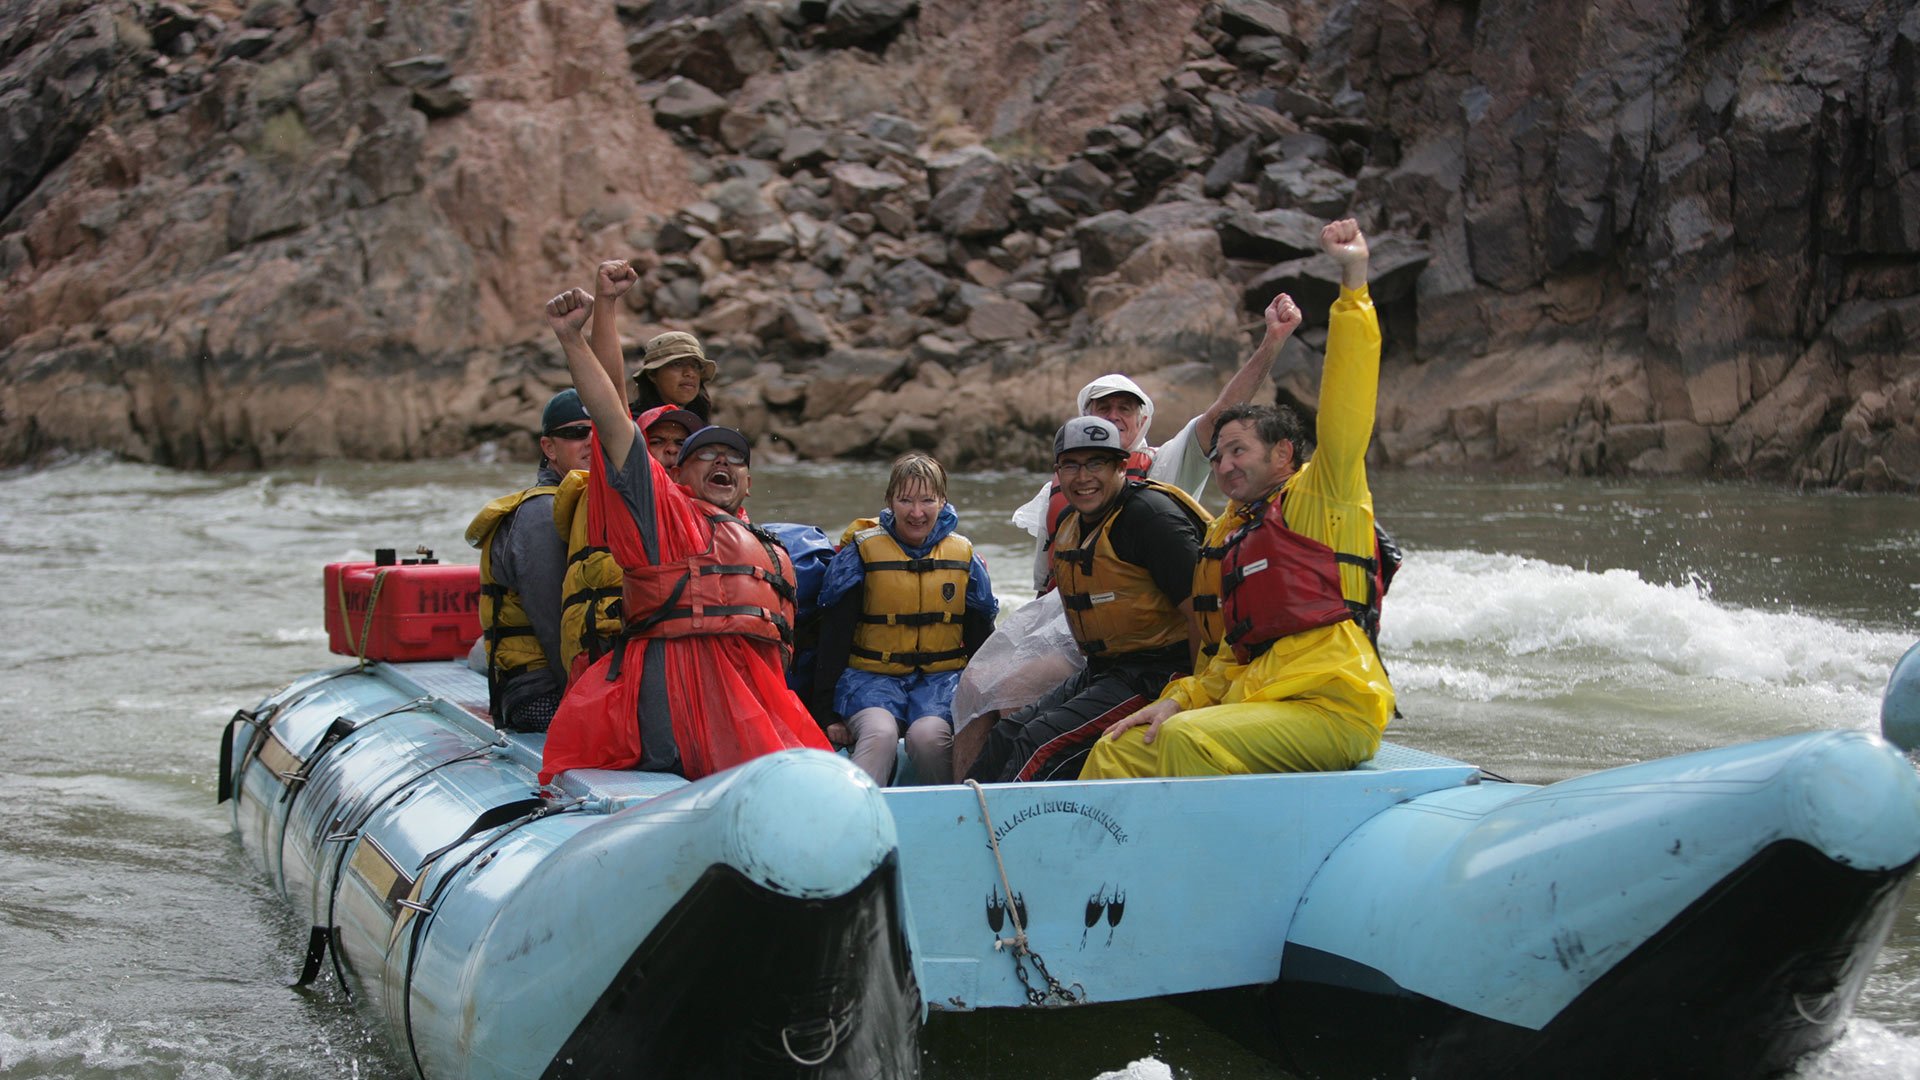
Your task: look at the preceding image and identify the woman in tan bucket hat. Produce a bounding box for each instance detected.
[587,259,717,422]
[633,329,717,422]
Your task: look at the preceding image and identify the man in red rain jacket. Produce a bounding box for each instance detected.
[537,272,828,784]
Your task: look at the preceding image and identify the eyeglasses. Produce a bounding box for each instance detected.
[1055,457,1119,478]
[688,446,748,466]
[547,425,593,441]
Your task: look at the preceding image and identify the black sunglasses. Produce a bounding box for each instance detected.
[547,424,593,441]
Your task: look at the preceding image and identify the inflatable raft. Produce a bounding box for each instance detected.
[222,563,1920,1077]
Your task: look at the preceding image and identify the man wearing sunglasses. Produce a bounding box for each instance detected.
[538,286,829,786]
[465,389,596,733]
[964,415,1211,783]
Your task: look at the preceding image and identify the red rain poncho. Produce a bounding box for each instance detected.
[539,430,829,784]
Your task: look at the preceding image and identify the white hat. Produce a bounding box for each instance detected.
[1076,373,1154,452]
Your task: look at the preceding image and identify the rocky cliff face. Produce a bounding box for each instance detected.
[2,0,1915,489]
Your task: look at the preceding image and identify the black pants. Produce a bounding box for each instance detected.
[499,670,562,734]
[963,651,1187,783]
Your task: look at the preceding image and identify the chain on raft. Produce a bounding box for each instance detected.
[964,779,1085,1007]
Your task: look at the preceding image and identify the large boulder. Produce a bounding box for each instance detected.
[926,148,1015,238]
[800,347,912,421]
[1,5,119,220]
[821,0,919,46]
[1073,211,1154,279]
[626,7,783,93]
[651,76,729,135]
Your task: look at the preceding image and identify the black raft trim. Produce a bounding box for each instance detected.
[542,858,921,1079]
[1267,838,1918,1080]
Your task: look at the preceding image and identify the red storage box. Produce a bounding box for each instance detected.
[325,560,483,662]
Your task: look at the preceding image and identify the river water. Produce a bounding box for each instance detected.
[1,455,1917,1079]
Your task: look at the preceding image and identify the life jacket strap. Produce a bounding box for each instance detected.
[609,580,796,680]
[859,610,961,626]
[563,584,623,609]
[861,558,972,573]
[1055,547,1096,571]
[566,543,610,567]
[697,561,798,604]
[850,643,970,669]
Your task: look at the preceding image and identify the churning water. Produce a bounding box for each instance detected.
[1,456,1917,1078]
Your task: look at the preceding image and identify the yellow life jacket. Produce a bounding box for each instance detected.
[1052,479,1212,658]
[465,484,558,682]
[839,516,877,547]
[552,470,625,679]
[848,524,973,675]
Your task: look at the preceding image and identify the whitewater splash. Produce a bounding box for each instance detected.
[1795,1019,1920,1080]
[1382,549,1913,729]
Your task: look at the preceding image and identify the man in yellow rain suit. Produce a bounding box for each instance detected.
[1080,218,1395,778]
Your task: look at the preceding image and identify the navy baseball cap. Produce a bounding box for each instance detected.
[677,426,752,465]
[541,389,590,434]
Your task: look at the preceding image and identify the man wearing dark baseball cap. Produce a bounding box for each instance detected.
[672,426,752,512]
[464,389,593,733]
[963,416,1212,783]
[539,283,827,785]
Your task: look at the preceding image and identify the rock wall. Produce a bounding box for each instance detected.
[1345,0,1920,489]
[2,0,1915,489]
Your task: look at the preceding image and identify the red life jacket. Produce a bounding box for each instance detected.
[1216,492,1398,664]
[1043,448,1156,551]
[613,500,797,670]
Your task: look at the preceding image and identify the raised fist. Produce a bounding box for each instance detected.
[596,259,639,300]
[1319,218,1369,286]
[545,287,593,337]
[1265,291,1303,337]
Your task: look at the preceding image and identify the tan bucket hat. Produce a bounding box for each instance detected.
[638,331,718,382]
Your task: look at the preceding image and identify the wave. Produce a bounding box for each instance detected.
[1384,549,1913,697]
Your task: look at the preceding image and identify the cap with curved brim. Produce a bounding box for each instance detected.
[636,405,703,434]
[1054,416,1129,458]
[541,388,590,434]
[678,425,752,465]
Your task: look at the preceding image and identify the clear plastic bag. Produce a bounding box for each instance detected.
[952,590,1086,734]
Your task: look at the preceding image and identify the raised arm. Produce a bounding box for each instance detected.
[590,259,639,396]
[1312,218,1381,496]
[1194,291,1303,454]
[1322,218,1370,290]
[546,287,636,467]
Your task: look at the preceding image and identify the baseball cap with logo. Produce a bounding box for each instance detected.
[1054,416,1128,459]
